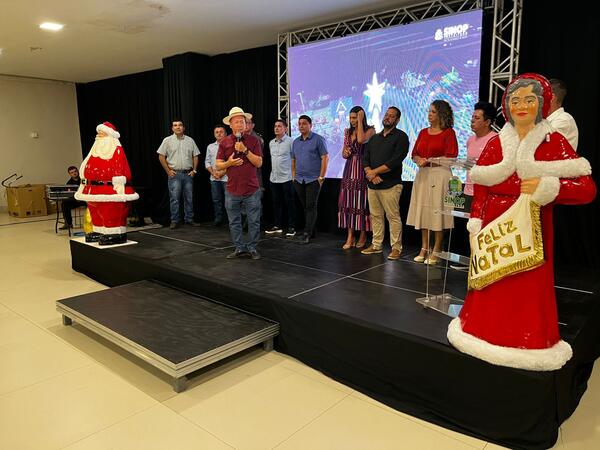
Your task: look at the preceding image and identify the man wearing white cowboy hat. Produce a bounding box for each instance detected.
[216,107,264,259]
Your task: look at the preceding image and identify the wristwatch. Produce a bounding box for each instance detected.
[318,176,325,182]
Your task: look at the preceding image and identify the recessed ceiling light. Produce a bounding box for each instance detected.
[40,22,64,31]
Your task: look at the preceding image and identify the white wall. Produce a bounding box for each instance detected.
[0,75,82,209]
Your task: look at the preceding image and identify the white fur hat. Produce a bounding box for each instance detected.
[96,122,121,139]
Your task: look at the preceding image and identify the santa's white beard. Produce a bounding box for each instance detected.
[90,136,121,159]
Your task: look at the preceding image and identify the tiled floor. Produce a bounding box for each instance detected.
[1,215,598,449]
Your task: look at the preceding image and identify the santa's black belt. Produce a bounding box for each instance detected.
[81,179,132,186]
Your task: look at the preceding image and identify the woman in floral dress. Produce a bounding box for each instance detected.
[338,106,375,249]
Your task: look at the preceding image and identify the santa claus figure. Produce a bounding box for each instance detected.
[447,74,596,371]
[75,122,139,245]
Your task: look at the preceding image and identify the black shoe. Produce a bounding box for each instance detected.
[169,222,179,230]
[99,233,127,246]
[249,249,261,260]
[59,223,72,230]
[185,221,202,227]
[285,228,296,237]
[85,232,101,243]
[265,226,282,235]
[296,233,310,244]
[213,220,223,226]
[226,249,247,259]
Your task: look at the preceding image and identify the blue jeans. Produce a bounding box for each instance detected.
[210,180,226,223]
[225,189,261,252]
[168,171,194,223]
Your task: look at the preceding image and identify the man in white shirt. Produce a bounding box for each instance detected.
[266,119,296,236]
[157,119,201,229]
[547,78,579,151]
[205,125,228,226]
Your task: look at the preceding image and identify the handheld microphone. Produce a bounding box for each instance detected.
[235,132,242,142]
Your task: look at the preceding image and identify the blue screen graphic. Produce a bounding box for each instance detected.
[288,10,483,180]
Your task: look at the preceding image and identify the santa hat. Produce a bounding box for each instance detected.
[96,122,120,139]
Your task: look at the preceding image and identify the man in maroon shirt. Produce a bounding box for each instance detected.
[216,107,263,259]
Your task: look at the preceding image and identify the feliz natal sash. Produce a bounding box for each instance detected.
[468,194,545,290]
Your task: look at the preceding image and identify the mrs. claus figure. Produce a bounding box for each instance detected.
[447,74,596,371]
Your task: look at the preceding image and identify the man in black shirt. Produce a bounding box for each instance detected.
[59,166,86,229]
[361,106,409,260]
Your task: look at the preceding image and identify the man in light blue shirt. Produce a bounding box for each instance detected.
[205,125,228,226]
[266,119,296,236]
[292,115,328,244]
[157,119,201,229]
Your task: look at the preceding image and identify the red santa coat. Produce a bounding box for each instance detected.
[75,144,139,234]
[76,146,138,202]
[447,120,596,371]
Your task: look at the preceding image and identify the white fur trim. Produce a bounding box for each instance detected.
[470,121,592,186]
[518,156,592,179]
[92,225,127,234]
[514,120,553,162]
[75,184,138,202]
[466,218,482,235]
[79,154,91,180]
[447,317,572,371]
[96,123,120,139]
[470,125,520,186]
[531,177,560,205]
[112,176,126,185]
[75,192,139,202]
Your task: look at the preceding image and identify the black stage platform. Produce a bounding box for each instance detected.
[70,225,600,450]
[57,280,279,392]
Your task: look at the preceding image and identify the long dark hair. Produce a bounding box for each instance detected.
[431,100,454,129]
[348,106,371,134]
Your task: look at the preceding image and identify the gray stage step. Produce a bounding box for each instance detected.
[56,280,279,392]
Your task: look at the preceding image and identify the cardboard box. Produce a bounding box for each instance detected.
[6,184,48,218]
[44,184,57,214]
[46,198,57,214]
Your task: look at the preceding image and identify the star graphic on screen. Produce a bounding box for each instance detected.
[364,72,386,113]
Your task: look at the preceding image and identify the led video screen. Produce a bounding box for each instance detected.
[288,10,483,180]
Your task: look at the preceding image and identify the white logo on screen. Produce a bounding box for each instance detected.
[435,24,469,41]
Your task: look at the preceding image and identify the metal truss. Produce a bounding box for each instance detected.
[489,0,523,118]
[277,0,522,125]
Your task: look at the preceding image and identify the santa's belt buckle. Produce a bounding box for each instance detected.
[82,179,112,186]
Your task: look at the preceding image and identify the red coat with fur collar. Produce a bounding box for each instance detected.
[447,120,595,371]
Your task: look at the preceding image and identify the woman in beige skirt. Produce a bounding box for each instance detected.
[407,100,458,264]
